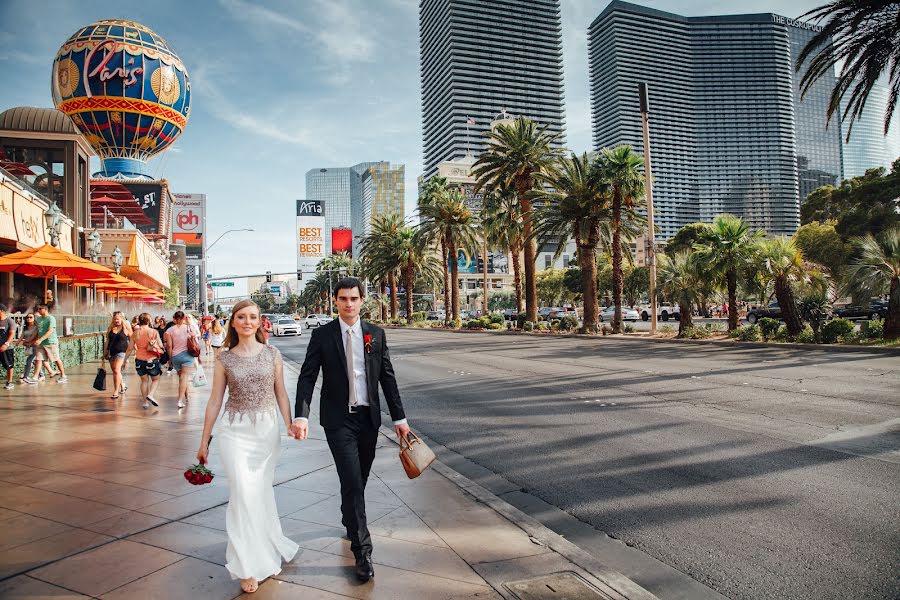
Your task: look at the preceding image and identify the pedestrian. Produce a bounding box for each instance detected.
[260,315,272,343]
[0,304,16,390]
[33,304,67,384]
[196,299,298,594]
[291,277,410,583]
[18,313,39,383]
[202,319,212,355]
[129,313,163,408]
[104,311,132,399]
[154,316,170,370]
[163,316,177,373]
[209,318,225,357]
[164,311,197,408]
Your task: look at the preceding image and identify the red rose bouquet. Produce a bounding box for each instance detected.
[184,460,215,485]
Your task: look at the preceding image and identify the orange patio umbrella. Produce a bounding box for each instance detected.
[0,243,116,300]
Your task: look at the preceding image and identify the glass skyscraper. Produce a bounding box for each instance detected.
[305,162,374,257]
[419,0,566,177]
[841,75,900,178]
[589,1,843,238]
[351,162,405,257]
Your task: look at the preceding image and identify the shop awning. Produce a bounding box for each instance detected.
[0,243,114,281]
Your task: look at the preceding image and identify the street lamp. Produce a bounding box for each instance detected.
[639,82,658,334]
[44,202,63,248]
[204,228,254,315]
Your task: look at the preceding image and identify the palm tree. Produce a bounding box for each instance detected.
[534,153,610,332]
[358,214,404,319]
[417,176,451,321]
[847,226,900,339]
[595,145,645,333]
[418,188,479,322]
[657,252,704,336]
[758,237,807,336]
[472,116,563,322]
[696,214,762,331]
[797,1,900,138]
[481,184,524,313]
[391,226,443,320]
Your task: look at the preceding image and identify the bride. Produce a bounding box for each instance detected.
[196,300,298,593]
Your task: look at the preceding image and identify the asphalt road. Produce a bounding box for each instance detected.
[272,327,900,600]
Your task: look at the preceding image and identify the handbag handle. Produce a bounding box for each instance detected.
[400,431,421,450]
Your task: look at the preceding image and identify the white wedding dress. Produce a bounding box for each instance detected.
[217,345,298,581]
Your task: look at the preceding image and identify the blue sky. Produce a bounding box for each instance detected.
[0,0,822,284]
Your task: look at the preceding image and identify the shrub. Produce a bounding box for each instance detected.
[464,319,483,329]
[798,293,832,337]
[523,321,535,332]
[821,317,854,344]
[516,312,528,329]
[487,322,503,330]
[730,325,762,341]
[410,311,426,322]
[841,330,866,345]
[557,316,578,331]
[774,325,791,342]
[659,324,675,335]
[794,326,816,344]
[489,313,504,325]
[758,317,781,341]
[680,326,713,339]
[862,319,884,340]
[451,318,462,329]
[478,316,491,328]
[412,320,431,328]
[550,321,560,331]
[600,324,612,335]
[536,322,550,331]
[623,323,635,333]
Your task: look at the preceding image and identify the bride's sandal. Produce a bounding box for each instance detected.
[240,578,258,593]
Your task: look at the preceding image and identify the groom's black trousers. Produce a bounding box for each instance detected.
[324,407,378,558]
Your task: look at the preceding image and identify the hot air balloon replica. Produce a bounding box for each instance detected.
[52,19,191,179]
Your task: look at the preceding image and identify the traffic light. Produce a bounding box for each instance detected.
[297,270,303,281]
[476,255,484,273]
[266,271,272,283]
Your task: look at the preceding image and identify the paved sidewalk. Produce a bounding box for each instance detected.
[0,353,658,599]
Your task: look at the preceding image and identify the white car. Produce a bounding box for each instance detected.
[639,304,680,322]
[598,306,640,322]
[304,314,332,328]
[272,318,301,336]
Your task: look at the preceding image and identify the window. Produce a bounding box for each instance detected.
[544,255,551,268]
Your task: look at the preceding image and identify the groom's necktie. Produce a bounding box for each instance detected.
[346,328,357,409]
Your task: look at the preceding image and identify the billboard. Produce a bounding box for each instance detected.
[171,193,205,258]
[121,182,163,235]
[297,199,325,275]
[332,228,352,256]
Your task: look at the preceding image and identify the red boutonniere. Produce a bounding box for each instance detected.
[363,333,373,353]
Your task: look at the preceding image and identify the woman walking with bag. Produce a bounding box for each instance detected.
[209,318,225,357]
[104,312,132,399]
[18,313,39,383]
[165,311,200,409]
[196,300,298,594]
[129,313,163,408]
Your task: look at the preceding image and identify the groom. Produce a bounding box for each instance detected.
[290,277,409,582]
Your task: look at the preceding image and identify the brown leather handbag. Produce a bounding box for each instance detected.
[399,432,436,479]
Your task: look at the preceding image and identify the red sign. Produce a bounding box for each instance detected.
[332,228,352,256]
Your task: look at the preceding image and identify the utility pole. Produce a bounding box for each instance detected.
[483,238,488,315]
[639,82,658,334]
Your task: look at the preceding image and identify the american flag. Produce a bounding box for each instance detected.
[465,116,476,125]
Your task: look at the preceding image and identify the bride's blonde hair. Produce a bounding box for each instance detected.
[224,300,266,349]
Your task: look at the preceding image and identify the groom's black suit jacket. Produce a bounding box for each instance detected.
[295,319,405,430]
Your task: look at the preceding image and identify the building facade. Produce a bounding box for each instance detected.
[419,0,566,177]
[841,75,900,178]
[589,1,844,239]
[305,162,375,258]
[352,162,405,257]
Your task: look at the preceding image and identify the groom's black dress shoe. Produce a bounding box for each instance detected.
[355,552,374,582]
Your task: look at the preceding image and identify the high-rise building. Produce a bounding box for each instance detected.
[841,75,900,178]
[305,162,375,257]
[589,1,844,239]
[419,0,566,177]
[351,162,406,257]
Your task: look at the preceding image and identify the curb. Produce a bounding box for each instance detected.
[386,325,900,356]
[377,424,660,600]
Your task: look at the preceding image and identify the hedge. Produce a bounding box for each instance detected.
[11,333,105,373]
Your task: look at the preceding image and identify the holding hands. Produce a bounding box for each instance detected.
[289,419,308,440]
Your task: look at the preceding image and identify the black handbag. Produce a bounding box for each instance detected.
[93,367,107,391]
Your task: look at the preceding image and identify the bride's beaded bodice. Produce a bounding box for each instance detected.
[219,344,279,424]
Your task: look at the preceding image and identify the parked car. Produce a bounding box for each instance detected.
[746,302,781,324]
[599,306,640,322]
[426,310,446,321]
[546,309,579,321]
[833,300,888,321]
[639,304,679,322]
[502,308,518,321]
[304,314,332,328]
[272,318,301,337]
